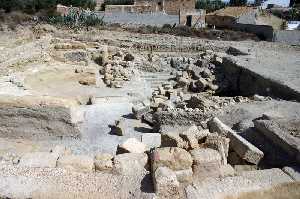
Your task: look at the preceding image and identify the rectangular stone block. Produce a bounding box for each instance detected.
[209,117,264,165]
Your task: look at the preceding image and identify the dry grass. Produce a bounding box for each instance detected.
[225,182,300,199]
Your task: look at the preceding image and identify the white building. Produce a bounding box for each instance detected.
[261,0,290,9]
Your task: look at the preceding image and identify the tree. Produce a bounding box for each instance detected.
[229,0,247,6]
[195,0,227,13]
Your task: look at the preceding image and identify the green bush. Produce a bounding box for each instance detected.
[0,0,96,13]
[195,0,227,13]
[48,7,104,28]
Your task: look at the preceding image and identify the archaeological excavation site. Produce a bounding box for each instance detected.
[0,7,300,199]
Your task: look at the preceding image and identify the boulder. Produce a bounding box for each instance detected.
[114,153,148,175]
[57,155,94,172]
[110,119,126,136]
[94,153,113,172]
[154,167,180,199]
[19,152,59,168]
[141,133,161,149]
[117,138,147,154]
[151,147,193,172]
[132,104,150,119]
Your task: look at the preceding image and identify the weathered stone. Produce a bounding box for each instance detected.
[226,46,250,56]
[174,168,193,183]
[132,104,150,119]
[254,119,300,164]
[190,148,222,179]
[117,138,147,154]
[205,133,230,165]
[0,95,80,139]
[141,133,161,149]
[19,152,59,168]
[57,155,94,172]
[114,153,148,175]
[142,112,154,125]
[282,166,300,181]
[94,153,113,172]
[78,73,96,86]
[124,53,134,61]
[179,125,202,149]
[220,164,235,177]
[151,147,193,171]
[161,131,189,149]
[208,117,264,165]
[154,167,180,199]
[111,119,126,136]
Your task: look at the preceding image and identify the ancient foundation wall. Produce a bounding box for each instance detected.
[273,30,300,44]
[221,57,300,102]
[0,96,81,139]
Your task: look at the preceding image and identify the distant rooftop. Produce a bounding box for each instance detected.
[207,6,255,18]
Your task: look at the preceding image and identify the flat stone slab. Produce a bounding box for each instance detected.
[254,119,300,163]
[189,168,294,199]
[19,152,59,168]
[0,165,151,199]
[209,117,264,164]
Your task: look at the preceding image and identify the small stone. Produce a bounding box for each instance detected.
[117,138,147,154]
[94,153,113,172]
[124,53,134,61]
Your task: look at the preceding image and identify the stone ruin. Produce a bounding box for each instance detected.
[0,23,299,199]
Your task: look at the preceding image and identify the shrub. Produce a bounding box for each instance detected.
[48,7,104,28]
[0,0,97,13]
[195,0,227,13]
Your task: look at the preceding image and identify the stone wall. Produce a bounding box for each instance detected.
[179,9,206,27]
[0,95,81,139]
[236,10,257,25]
[273,30,300,44]
[98,12,179,26]
[105,5,152,13]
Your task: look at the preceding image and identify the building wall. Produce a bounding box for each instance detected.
[105,5,152,13]
[237,10,257,25]
[179,9,206,27]
[134,0,195,14]
[164,0,196,15]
